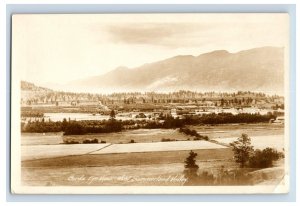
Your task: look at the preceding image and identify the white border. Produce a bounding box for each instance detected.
[10,12,290,195]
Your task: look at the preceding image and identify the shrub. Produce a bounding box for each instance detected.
[129,139,135,143]
[65,140,79,144]
[230,134,284,168]
[217,166,253,185]
[161,138,175,142]
[83,138,99,144]
[249,147,283,168]
[82,139,90,144]
[194,136,208,141]
[91,138,99,143]
[197,171,215,185]
[180,127,208,140]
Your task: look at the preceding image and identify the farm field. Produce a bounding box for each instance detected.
[21,132,64,145]
[91,141,227,154]
[21,140,226,161]
[22,150,235,186]
[21,143,111,161]
[22,148,233,168]
[63,123,284,144]
[22,160,239,186]
[21,123,284,146]
[63,129,187,144]
[212,135,285,151]
[190,123,284,139]
[21,150,284,186]
[20,123,285,186]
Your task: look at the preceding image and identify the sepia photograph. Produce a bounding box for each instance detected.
[11,13,290,194]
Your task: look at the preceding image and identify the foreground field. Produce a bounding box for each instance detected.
[22,149,234,186]
[21,150,284,186]
[20,123,285,186]
[22,140,227,161]
[22,148,232,167]
[22,160,238,186]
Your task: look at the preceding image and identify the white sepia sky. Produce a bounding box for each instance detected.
[12,13,289,86]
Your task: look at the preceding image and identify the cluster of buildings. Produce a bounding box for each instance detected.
[21,87,285,124]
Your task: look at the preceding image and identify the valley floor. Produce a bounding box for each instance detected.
[20,123,285,186]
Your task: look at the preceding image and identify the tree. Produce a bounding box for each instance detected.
[230,133,254,168]
[220,98,225,107]
[184,150,199,178]
[110,109,116,120]
[183,150,216,185]
[61,118,68,131]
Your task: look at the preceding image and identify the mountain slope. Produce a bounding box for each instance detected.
[68,47,284,94]
[21,81,52,92]
[21,81,53,102]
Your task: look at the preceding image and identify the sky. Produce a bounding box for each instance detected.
[12,13,289,86]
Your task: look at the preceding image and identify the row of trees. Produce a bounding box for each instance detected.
[21,113,275,134]
[179,128,209,140]
[21,111,44,118]
[146,113,274,130]
[63,119,122,135]
[22,80,283,107]
[196,113,275,124]
[22,113,122,135]
[23,83,277,103]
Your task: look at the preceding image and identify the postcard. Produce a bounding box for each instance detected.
[11,13,289,194]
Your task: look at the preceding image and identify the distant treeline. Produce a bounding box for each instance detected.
[21,111,44,118]
[145,113,275,129]
[21,118,122,134]
[21,113,276,135]
[22,85,275,105]
[196,113,275,125]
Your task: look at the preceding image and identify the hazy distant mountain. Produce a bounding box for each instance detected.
[21,81,52,100]
[21,81,52,92]
[68,47,284,94]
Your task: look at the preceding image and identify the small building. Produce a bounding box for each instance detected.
[170,108,177,117]
[273,116,285,124]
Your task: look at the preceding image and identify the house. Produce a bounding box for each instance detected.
[170,108,177,117]
[273,116,284,124]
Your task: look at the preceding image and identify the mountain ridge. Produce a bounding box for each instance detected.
[66,46,284,94]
